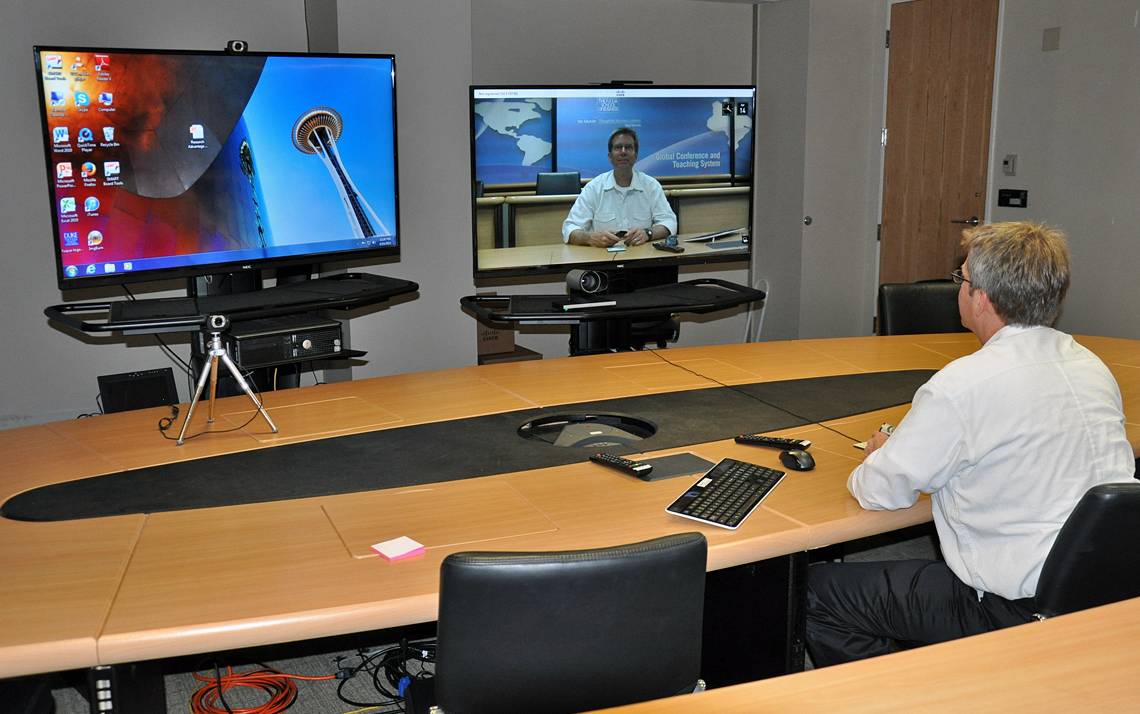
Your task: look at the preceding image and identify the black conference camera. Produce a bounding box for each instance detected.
[566,269,609,295]
[225,40,249,54]
[207,314,231,331]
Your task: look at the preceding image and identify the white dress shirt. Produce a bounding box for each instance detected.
[561,170,677,243]
[848,325,1134,600]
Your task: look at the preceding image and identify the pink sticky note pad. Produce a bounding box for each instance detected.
[371,536,425,561]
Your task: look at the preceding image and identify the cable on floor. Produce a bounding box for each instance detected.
[189,663,336,714]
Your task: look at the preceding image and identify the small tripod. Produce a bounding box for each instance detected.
[176,314,279,445]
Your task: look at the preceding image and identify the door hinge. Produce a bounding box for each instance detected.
[885,29,890,48]
[876,224,882,242]
[881,127,888,147]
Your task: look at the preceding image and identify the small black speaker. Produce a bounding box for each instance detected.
[97,367,179,414]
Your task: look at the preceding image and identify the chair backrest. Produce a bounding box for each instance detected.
[877,281,969,336]
[434,532,707,714]
[535,171,581,195]
[1034,482,1140,618]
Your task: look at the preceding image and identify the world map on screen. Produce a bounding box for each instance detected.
[473,99,554,183]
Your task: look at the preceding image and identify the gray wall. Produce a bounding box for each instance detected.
[3,0,1137,427]
[0,0,308,427]
[988,0,1140,338]
[468,0,759,356]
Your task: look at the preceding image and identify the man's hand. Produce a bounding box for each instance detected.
[864,429,890,456]
[573,230,622,247]
[624,227,651,246]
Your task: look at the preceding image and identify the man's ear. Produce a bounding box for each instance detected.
[971,286,996,320]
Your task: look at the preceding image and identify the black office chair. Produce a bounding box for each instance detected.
[876,280,969,336]
[421,532,707,714]
[1032,482,1140,619]
[535,171,581,195]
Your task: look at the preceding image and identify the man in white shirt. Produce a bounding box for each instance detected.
[805,221,1135,667]
[561,128,677,247]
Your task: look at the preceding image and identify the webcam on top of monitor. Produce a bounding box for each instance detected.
[225,40,248,54]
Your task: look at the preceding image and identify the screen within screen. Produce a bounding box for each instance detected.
[471,86,754,277]
[36,48,399,289]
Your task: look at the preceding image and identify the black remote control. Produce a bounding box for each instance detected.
[589,453,653,478]
[735,434,812,450]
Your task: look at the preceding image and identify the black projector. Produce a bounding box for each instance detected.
[225,315,344,369]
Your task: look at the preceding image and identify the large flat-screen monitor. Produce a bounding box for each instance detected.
[34,47,400,290]
[470,85,754,279]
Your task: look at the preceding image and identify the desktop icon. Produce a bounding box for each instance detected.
[87,230,104,246]
[45,54,63,70]
[84,196,100,213]
[52,127,69,143]
[60,197,76,213]
[94,54,110,71]
[103,263,116,273]
[63,231,80,247]
[49,90,66,106]
[98,92,113,107]
[103,161,120,178]
[75,91,90,107]
[70,56,85,72]
[56,162,73,179]
[64,265,79,278]
[189,124,205,140]
[85,264,97,275]
[77,127,94,142]
[102,126,115,142]
[80,161,97,178]
[122,261,133,271]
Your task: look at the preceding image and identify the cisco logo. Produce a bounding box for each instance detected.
[597,98,619,112]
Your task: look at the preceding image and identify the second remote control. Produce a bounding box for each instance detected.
[589,453,653,478]
[735,434,812,450]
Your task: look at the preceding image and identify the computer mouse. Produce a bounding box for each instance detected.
[779,448,815,472]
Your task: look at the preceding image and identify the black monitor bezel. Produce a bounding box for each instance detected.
[33,45,402,291]
[468,83,756,282]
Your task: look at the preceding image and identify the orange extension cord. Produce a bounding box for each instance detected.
[190,665,337,714]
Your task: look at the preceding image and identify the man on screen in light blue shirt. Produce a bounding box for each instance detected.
[561,128,677,248]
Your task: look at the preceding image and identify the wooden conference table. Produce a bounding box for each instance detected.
[591,594,1140,713]
[1,334,1138,685]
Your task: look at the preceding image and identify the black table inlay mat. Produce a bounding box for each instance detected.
[2,370,934,522]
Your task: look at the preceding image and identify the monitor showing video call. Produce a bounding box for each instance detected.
[470,85,755,279]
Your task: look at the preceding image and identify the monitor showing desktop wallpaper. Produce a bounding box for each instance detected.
[34,47,400,290]
[470,85,755,279]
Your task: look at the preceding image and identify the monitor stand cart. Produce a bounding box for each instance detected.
[177,314,278,445]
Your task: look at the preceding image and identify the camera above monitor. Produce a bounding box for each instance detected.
[469,84,755,280]
[33,46,401,290]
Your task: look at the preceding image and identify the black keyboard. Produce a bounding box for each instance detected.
[665,457,785,530]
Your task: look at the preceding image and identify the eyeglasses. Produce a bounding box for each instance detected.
[950,269,971,285]
[611,143,637,153]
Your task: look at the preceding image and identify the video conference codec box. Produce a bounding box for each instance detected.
[225,314,343,369]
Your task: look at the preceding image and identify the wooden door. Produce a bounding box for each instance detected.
[879,0,999,284]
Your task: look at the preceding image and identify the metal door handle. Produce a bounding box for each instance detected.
[950,216,980,226]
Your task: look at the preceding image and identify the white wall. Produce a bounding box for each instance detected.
[989,0,1140,338]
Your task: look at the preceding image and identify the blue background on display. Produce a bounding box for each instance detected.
[243,57,397,247]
